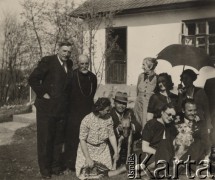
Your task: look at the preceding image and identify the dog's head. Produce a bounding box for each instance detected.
[121,112,132,138]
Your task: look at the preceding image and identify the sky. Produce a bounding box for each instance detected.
[0,0,85,16]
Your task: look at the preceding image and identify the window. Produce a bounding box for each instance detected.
[106,27,127,84]
[182,18,215,59]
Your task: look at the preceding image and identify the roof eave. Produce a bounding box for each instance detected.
[71,1,215,19]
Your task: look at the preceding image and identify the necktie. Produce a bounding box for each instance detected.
[63,62,67,73]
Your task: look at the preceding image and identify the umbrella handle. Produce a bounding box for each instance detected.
[182,65,185,72]
[180,65,186,84]
[178,65,186,94]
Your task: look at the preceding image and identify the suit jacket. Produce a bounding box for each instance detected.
[178,86,212,129]
[175,115,208,143]
[204,78,215,114]
[28,55,73,116]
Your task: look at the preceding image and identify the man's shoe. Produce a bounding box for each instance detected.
[41,174,51,179]
[41,170,51,179]
[52,170,64,176]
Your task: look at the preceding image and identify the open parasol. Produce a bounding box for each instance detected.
[157,44,214,71]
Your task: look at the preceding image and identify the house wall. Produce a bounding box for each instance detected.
[93,5,215,87]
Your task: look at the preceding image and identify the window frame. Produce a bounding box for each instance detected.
[181,18,215,59]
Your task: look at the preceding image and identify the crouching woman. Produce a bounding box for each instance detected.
[75,98,118,179]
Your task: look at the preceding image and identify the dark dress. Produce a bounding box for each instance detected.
[135,119,177,166]
[148,92,178,118]
[65,69,97,170]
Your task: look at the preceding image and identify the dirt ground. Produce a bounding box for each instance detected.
[0,123,127,180]
[0,123,213,180]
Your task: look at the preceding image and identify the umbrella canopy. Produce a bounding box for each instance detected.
[157,44,214,70]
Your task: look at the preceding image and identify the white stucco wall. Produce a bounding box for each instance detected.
[93,5,215,87]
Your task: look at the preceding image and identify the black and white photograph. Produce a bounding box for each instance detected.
[0,0,215,179]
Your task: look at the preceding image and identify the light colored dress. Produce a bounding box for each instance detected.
[134,73,157,129]
[75,113,114,179]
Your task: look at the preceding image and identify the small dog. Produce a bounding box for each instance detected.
[173,115,200,161]
[113,113,133,169]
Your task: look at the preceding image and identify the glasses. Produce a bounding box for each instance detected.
[164,111,176,119]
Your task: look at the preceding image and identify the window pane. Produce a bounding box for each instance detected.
[183,36,195,45]
[209,45,215,56]
[209,36,215,44]
[197,22,206,34]
[209,21,215,34]
[196,37,206,45]
[198,45,206,50]
[187,23,196,35]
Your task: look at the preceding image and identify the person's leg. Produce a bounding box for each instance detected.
[37,112,53,178]
[52,117,66,175]
[69,126,80,170]
[64,118,80,171]
[178,140,205,176]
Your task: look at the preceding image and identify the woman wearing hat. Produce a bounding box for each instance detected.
[178,69,212,132]
[134,57,158,129]
[75,98,118,179]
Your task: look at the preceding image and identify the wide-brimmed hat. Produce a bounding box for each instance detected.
[113,91,128,103]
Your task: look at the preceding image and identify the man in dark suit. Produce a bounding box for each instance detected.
[28,41,73,178]
[174,99,209,175]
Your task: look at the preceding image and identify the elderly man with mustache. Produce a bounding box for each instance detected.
[64,54,97,172]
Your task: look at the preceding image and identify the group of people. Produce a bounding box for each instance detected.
[28,41,214,179]
[28,41,97,179]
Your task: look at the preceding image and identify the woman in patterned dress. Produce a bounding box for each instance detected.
[134,57,158,130]
[75,98,118,179]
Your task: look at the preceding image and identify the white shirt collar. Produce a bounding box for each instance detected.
[115,110,123,120]
[57,55,64,65]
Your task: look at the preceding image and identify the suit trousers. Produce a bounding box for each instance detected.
[64,119,81,170]
[36,112,66,175]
